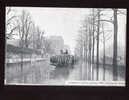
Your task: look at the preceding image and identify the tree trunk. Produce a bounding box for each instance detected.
[88,25,92,80]
[20,42,24,83]
[96,9,100,81]
[80,37,83,80]
[113,9,118,81]
[85,34,88,80]
[92,9,95,80]
[101,23,106,81]
[103,32,106,81]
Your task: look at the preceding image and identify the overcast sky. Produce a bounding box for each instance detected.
[8,7,126,54]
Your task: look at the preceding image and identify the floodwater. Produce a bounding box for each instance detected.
[5,59,125,85]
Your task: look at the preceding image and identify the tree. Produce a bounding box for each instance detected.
[17,10,33,82]
[43,38,53,55]
[96,9,100,81]
[35,26,44,49]
[102,24,106,81]
[92,8,95,64]
[29,23,37,49]
[91,8,97,80]
[75,8,126,81]
[95,9,117,81]
[98,9,123,81]
[101,23,112,80]
[17,10,32,48]
[112,9,118,81]
[24,12,32,48]
[6,7,18,39]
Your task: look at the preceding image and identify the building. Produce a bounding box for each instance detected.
[49,36,64,55]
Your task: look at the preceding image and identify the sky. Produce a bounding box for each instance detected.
[9,7,90,53]
[7,7,127,54]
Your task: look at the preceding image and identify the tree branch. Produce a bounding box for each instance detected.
[7,25,18,36]
[96,19,114,24]
[7,16,17,26]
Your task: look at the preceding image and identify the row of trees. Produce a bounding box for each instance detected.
[6,8,56,83]
[6,7,53,56]
[75,8,126,81]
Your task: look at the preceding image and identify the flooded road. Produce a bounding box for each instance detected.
[5,59,125,85]
[5,59,73,85]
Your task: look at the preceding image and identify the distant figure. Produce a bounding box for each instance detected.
[65,49,68,54]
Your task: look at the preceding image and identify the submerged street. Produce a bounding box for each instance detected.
[5,58,125,85]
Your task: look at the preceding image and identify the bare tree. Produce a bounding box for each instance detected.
[91,8,97,80]
[43,38,53,55]
[96,9,101,80]
[29,22,36,49]
[24,12,32,48]
[74,8,126,81]
[6,7,18,39]
[17,10,33,82]
[35,26,44,49]
[92,8,95,64]
[112,9,118,81]
[95,9,117,81]
[17,10,33,48]
[98,9,123,81]
[101,23,112,80]
[112,9,126,81]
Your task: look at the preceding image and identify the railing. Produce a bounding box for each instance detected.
[6,57,47,64]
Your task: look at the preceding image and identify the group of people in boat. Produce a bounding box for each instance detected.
[50,49,77,67]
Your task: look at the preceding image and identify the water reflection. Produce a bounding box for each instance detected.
[5,60,125,85]
[5,60,73,84]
